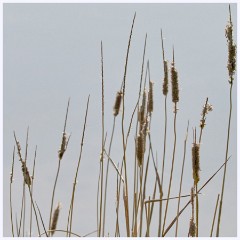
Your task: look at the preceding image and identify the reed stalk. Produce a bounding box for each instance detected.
[49,99,70,232]
[216,5,236,236]
[67,95,90,237]
[175,121,189,236]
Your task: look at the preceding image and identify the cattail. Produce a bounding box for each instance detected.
[138,89,147,125]
[171,49,179,103]
[113,91,122,116]
[147,81,154,113]
[58,132,68,160]
[192,143,200,185]
[50,202,61,236]
[136,134,144,167]
[189,218,196,237]
[225,7,236,84]
[21,161,31,186]
[200,100,213,129]
[162,60,169,95]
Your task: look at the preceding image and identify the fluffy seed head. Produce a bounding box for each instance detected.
[147,81,154,113]
[162,60,169,95]
[21,161,31,186]
[225,10,236,84]
[58,132,67,160]
[50,202,61,236]
[192,143,200,185]
[171,62,179,103]
[138,89,147,124]
[200,102,213,129]
[136,134,144,167]
[113,91,122,116]
[189,218,196,237]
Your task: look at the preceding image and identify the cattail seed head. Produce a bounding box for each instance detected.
[21,161,31,186]
[171,62,179,103]
[192,143,200,185]
[50,202,61,236]
[162,60,169,95]
[136,134,144,167]
[225,11,236,84]
[147,81,154,113]
[138,89,147,125]
[200,102,213,129]
[113,91,122,116]
[189,218,196,237]
[58,132,68,160]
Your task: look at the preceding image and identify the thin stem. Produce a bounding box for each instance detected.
[216,83,233,236]
[27,185,41,236]
[49,99,70,231]
[121,12,136,237]
[35,202,48,237]
[210,194,220,237]
[30,146,37,237]
[175,121,189,236]
[10,146,15,237]
[162,103,178,235]
[102,113,115,237]
[68,95,90,237]
[159,95,167,237]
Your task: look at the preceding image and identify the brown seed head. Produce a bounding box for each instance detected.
[189,218,196,237]
[50,202,61,236]
[225,10,236,84]
[58,132,68,160]
[138,89,147,125]
[136,134,144,167]
[192,143,200,185]
[147,81,154,113]
[113,91,123,116]
[21,161,31,186]
[171,61,179,103]
[163,60,169,95]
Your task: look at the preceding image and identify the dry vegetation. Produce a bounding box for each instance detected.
[8,5,236,237]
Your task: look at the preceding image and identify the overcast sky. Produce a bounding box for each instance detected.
[3,3,237,237]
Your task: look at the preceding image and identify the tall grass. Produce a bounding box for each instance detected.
[7,5,236,237]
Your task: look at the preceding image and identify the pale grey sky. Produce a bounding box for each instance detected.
[3,3,237,237]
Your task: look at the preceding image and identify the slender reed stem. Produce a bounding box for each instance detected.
[30,146,37,237]
[35,202,48,237]
[175,121,189,236]
[49,99,70,231]
[121,12,136,237]
[10,146,15,237]
[210,194,220,237]
[162,103,178,235]
[68,95,90,237]
[216,83,233,236]
[102,117,115,236]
